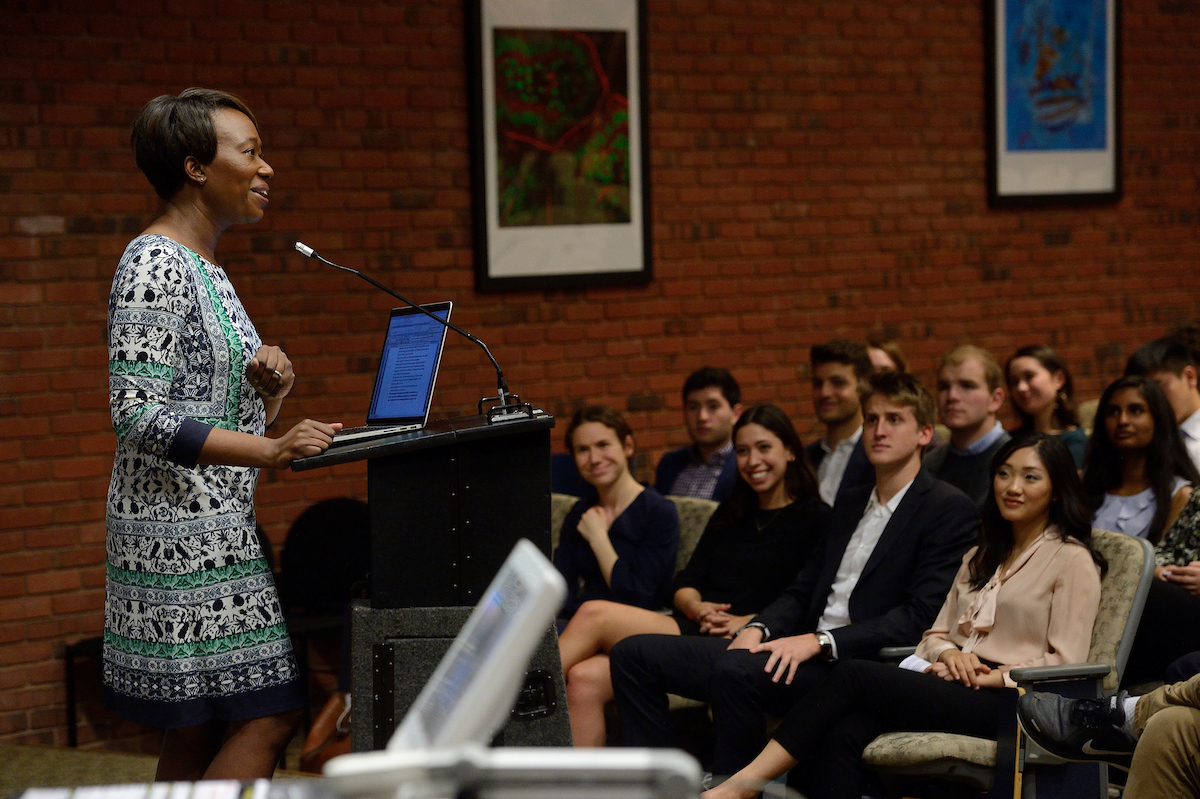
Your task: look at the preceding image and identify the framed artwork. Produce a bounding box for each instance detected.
[466,0,651,291]
[986,0,1121,206]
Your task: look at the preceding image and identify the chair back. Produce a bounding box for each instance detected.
[548,492,719,579]
[1086,530,1155,691]
[549,493,580,553]
[666,495,719,572]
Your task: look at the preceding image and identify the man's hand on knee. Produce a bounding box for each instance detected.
[750,633,822,684]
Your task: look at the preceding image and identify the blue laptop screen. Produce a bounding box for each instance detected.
[367,305,451,422]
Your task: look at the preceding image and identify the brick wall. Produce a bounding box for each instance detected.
[1,0,1198,749]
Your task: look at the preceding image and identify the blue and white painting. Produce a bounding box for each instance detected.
[1005,0,1107,151]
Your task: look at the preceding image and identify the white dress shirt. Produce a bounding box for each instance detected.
[1181,408,1200,476]
[817,426,863,506]
[817,477,916,658]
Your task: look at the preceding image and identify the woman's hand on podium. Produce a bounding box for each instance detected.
[268,419,343,468]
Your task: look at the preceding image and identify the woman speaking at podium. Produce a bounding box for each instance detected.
[105,89,341,780]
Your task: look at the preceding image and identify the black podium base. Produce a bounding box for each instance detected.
[350,602,573,752]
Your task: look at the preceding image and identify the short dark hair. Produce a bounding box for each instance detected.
[1125,337,1198,379]
[970,433,1105,589]
[811,339,873,381]
[565,404,634,453]
[131,87,259,200]
[1005,345,1080,432]
[1167,321,1200,365]
[862,370,936,429]
[681,366,741,407]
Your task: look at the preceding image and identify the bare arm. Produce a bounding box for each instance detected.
[198,420,342,469]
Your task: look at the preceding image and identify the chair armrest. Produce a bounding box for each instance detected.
[1009,662,1111,685]
[878,646,917,661]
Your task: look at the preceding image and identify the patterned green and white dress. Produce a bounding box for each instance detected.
[105,234,304,727]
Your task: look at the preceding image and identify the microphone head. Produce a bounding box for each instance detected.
[295,241,315,258]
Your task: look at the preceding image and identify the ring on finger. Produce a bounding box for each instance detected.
[272,369,283,379]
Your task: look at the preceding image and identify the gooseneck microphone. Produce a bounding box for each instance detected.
[295,241,533,424]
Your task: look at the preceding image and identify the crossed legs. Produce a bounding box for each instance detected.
[559,600,681,746]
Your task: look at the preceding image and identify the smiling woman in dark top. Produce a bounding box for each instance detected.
[554,405,681,619]
[557,404,830,747]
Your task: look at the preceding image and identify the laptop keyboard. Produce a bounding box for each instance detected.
[332,423,421,445]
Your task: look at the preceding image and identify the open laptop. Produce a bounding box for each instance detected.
[324,540,701,799]
[331,301,452,446]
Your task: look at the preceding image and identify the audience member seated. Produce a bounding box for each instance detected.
[1019,653,1200,799]
[558,404,831,746]
[554,405,680,623]
[1006,344,1088,467]
[655,367,744,502]
[1108,388,1200,686]
[805,339,876,506]
[610,372,979,778]
[1158,490,1200,598]
[1126,337,1200,474]
[705,433,1103,799]
[866,335,907,374]
[924,345,1011,506]
[1084,376,1197,541]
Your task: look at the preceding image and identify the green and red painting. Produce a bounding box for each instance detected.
[493,28,631,227]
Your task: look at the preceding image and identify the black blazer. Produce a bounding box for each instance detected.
[755,469,979,661]
[805,436,875,502]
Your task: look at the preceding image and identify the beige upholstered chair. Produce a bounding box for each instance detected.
[549,492,578,553]
[860,531,1155,799]
[665,495,720,572]
[548,493,719,579]
[1077,398,1099,434]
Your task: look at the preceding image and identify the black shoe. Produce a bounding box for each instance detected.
[1017,691,1136,771]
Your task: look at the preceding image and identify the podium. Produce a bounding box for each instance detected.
[292,410,573,750]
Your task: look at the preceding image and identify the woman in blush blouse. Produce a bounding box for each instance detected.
[705,433,1104,799]
[1085,375,1198,541]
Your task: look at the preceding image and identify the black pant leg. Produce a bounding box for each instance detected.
[797,712,887,799]
[1123,579,1200,687]
[610,634,731,749]
[1165,650,1200,683]
[770,660,1006,790]
[708,649,834,776]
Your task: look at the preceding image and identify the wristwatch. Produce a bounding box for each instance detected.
[735,621,770,641]
[815,630,835,661]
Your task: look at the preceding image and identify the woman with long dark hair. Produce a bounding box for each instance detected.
[1006,345,1087,467]
[1085,375,1197,542]
[557,404,830,746]
[705,434,1103,799]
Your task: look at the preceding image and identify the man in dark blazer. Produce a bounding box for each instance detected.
[805,340,876,505]
[610,371,980,777]
[654,367,743,502]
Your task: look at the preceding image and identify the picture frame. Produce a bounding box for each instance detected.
[466,0,652,291]
[985,0,1121,206]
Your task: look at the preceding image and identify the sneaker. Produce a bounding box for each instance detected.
[1016,691,1136,771]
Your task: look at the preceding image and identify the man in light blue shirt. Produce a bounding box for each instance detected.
[924,345,1011,506]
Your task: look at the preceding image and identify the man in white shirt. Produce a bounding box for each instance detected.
[1126,338,1200,473]
[611,372,979,778]
[924,345,1012,506]
[804,340,875,506]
